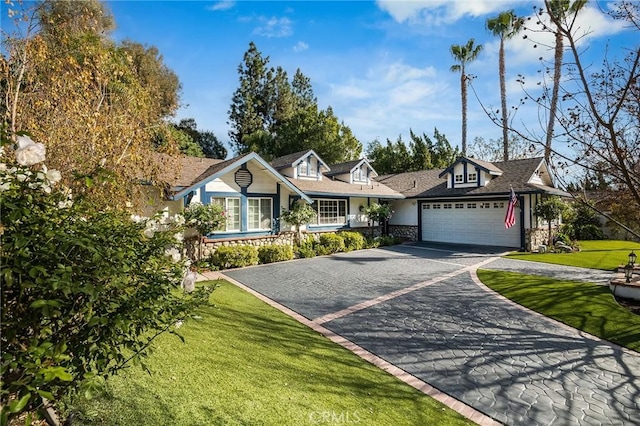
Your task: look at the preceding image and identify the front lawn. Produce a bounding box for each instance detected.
[65,281,472,425]
[506,240,640,270]
[478,270,640,352]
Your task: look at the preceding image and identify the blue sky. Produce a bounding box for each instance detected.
[6,1,636,157]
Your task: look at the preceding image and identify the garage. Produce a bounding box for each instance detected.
[420,200,520,247]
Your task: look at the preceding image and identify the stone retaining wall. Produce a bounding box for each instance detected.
[525,227,552,252]
[388,225,418,241]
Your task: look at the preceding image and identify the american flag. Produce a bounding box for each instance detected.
[504,188,518,229]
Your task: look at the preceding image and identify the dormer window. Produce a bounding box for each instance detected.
[468,173,477,182]
[298,157,317,177]
[353,165,367,183]
[455,174,463,183]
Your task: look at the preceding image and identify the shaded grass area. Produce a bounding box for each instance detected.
[506,240,640,271]
[478,269,640,352]
[67,281,472,425]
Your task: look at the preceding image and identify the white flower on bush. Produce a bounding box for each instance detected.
[15,135,46,166]
[164,247,181,263]
[43,165,61,184]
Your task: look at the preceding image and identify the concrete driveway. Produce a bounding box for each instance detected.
[224,244,640,425]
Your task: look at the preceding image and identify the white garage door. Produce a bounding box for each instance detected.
[421,200,520,247]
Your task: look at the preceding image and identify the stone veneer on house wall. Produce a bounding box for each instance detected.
[388,225,418,242]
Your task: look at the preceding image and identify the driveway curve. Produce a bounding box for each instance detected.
[224,245,640,425]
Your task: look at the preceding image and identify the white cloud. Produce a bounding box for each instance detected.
[326,60,453,143]
[252,16,293,38]
[376,0,516,25]
[207,1,235,12]
[293,41,309,52]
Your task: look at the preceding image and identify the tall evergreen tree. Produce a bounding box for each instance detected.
[228,42,271,154]
[450,39,483,156]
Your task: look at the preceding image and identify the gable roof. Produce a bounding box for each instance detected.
[377,157,569,198]
[324,158,378,177]
[171,152,312,203]
[438,156,503,178]
[289,177,403,199]
[271,149,330,172]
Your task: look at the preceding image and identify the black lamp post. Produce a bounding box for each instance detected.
[629,250,637,267]
[624,263,634,283]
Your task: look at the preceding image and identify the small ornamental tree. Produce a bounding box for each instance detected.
[279,199,317,243]
[0,133,212,424]
[364,203,394,237]
[533,196,567,246]
[183,202,226,260]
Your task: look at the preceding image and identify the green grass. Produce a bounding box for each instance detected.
[506,240,640,270]
[67,281,472,426]
[478,269,640,352]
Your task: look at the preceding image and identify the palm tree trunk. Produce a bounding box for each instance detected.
[499,38,509,161]
[461,70,467,155]
[546,30,563,162]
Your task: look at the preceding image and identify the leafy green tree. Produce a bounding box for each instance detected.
[533,196,567,246]
[3,0,183,209]
[364,203,394,237]
[154,125,204,157]
[175,118,226,159]
[120,41,182,118]
[184,202,227,260]
[450,39,483,155]
[228,43,361,161]
[367,128,459,174]
[280,199,317,243]
[469,134,534,162]
[486,10,522,161]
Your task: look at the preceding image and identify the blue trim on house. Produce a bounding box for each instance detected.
[307,224,350,231]
[205,230,272,239]
[172,152,312,203]
[463,162,467,183]
[275,183,281,233]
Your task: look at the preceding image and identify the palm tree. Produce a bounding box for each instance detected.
[543,0,587,162]
[486,10,522,161]
[450,39,483,155]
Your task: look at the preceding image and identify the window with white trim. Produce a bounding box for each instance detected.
[455,174,463,183]
[298,157,317,177]
[444,203,452,209]
[455,203,464,209]
[467,203,477,209]
[468,173,477,182]
[248,198,272,231]
[314,199,347,225]
[494,202,504,208]
[353,165,367,183]
[211,197,240,231]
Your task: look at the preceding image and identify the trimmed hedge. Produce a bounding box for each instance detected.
[296,236,316,258]
[338,231,365,252]
[258,244,294,264]
[316,233,345,255]
[212,245,259,269]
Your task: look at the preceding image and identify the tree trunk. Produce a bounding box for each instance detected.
[548,221,553,247]
[546,30,563,163]
[461,70,467,155]
[499,38,509,161]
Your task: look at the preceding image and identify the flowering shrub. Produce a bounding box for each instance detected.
[0,133,212,424]
[183,202,226,236]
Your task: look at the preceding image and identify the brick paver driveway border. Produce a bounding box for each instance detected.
[208,244,640,425]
